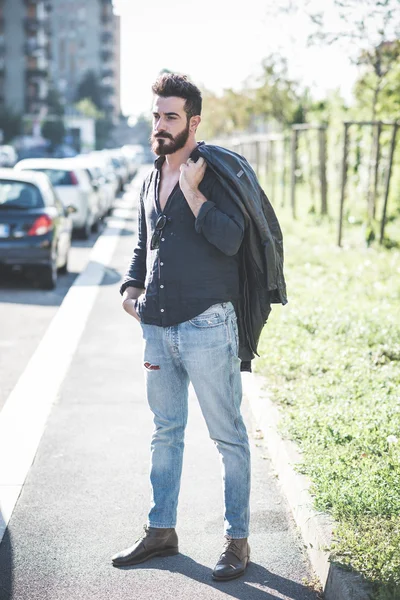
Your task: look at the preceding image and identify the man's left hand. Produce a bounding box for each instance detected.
[179,157,206,193]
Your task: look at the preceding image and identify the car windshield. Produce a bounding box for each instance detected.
[0,180,43,209]
[28,168,74,186]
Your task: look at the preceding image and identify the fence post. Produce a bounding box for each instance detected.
[372,122,382,220]
[255,140,260,180]
[270,139,276,201]
[290,128,298,219]
[281,134,287,207]
[338,122,350,247]
[318,127,328,215]
[380,123,398,244]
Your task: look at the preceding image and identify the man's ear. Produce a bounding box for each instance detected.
[190,115,201,133]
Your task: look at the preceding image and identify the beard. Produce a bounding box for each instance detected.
[150,119,190,156]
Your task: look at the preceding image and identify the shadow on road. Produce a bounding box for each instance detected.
[115,553,318,599]
[0,511,12,600]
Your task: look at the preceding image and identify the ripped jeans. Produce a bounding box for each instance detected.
[140,302,251,539]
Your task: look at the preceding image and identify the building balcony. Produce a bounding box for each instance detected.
[26,66,48,79]
[24,18,42,33]
[101,67,114,78]
[24,17,50,35]
[25,40,47,56]
[101,13,113,25]
[100,49,113,62]
[101,31,113,44]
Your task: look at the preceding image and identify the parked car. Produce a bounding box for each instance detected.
[71,156,112,218]
[103,151,129,193]
[14,158,100,239]
[87,151,119,209]
[0,169,73,289]
[0,145,18,168]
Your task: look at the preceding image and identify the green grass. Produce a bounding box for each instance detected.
[256,195,400,599]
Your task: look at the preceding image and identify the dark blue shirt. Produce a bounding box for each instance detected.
[120,147,245,326]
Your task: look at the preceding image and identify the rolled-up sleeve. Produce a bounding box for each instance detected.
[194,179,245,256]
[119,187,147,295]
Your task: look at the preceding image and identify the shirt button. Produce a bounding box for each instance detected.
[160,309,164,313]
[160,262,164,266]
[160,285,164,289]
[161,238,165,242]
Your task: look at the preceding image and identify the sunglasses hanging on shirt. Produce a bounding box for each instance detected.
[150,214,168,250]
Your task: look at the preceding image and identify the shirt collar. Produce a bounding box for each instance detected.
[154,141,205,171]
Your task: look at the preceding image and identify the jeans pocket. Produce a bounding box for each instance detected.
[189,304,225,328]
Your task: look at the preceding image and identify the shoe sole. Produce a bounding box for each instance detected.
[112,547,179,567]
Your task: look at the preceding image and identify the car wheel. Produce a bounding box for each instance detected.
[79,219,91,240]
[92,218,100,233]
[40,260,57,290]
[58,253,68,275]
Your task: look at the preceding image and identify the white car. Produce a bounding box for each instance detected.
[14,158,100,239]
[73,155,115,216]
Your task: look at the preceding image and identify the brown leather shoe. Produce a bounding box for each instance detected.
[111,525,179,567]
[212,536,250,581]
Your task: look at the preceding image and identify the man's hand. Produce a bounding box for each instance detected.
[179,157,207,217]
[179,156,206,193]
[122,287,144,322]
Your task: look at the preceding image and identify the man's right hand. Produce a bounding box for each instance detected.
[122,287,144,322]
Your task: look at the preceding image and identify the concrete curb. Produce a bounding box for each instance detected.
[242,372,374,600]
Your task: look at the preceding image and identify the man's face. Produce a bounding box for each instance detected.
[151,96,191,156]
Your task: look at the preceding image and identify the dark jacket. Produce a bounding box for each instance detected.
[194,143,287,370]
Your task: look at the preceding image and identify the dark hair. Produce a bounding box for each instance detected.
[152,73,202,119]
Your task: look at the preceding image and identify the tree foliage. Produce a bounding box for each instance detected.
[0,109,22,143]
[76,70,104,110]
[200,54,303,140]
[41,118,65,148]
[74,98,104,120]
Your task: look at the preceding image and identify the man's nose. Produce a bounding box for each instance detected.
[154,117,165,132]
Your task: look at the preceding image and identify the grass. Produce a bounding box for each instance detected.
[255,190,400,599]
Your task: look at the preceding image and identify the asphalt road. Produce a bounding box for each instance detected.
[0,170,320,600]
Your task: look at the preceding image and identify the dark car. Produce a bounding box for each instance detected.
[0,169,73,289]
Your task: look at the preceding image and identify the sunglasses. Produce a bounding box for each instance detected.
[150,214,167,250]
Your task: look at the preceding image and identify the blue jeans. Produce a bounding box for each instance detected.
[140,302,250,538]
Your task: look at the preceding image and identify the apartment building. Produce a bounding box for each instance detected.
[49,0,121,119]
[2,0,51,115]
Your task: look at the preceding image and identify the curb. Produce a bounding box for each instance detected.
[242,372,374,600]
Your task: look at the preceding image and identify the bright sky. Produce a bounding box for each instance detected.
[113,0,359,119]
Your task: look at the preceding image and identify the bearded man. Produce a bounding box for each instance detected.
[112,73,250,581]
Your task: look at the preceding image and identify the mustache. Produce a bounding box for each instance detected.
[154,133,173,140]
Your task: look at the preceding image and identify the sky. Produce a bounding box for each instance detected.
[113,0,360,119]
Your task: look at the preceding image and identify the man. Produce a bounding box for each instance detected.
[112,73,251,581]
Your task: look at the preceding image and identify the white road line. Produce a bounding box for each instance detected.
[0,214,132,542]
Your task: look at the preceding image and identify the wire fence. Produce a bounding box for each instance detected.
[214,120,400,248]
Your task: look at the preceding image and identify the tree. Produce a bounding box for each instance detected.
[41,118,65,149]
[0,109,22,143]
[74,98,104,120]
[76,70,104,110]
[254,55,302,126]
[47,87,65,117]
[127,114,152,145]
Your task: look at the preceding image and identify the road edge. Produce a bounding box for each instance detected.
[242,371,374,600]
